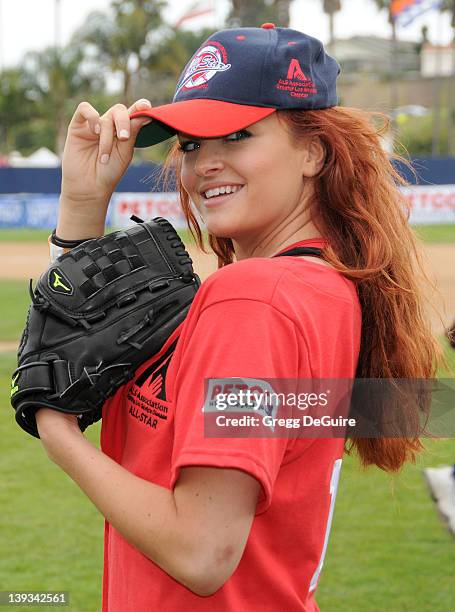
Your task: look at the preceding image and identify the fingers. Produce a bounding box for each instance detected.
[98,103,129,164]
[98,100,152,164]
[98,114,115,164]
[70,101,101,136]
[70,99,153,164]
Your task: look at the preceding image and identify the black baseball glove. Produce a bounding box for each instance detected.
[11,217,200,438]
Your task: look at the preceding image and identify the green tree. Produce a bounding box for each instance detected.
[71,0,167,105]
[21,46,107,155]
[0,68,34,154]
[227,0,292,27]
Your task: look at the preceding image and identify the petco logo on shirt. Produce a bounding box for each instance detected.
[204,378,279,419]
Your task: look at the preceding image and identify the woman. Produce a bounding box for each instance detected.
[36,25,444,610]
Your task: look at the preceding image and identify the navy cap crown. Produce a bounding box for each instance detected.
[173,25,340,111]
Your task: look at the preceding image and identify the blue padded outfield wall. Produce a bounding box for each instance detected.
[0,164,169,229]
[0,158,454,229]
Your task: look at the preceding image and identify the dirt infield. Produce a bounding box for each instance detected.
[2,241,454,336]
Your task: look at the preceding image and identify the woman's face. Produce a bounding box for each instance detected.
[178,113,319,245]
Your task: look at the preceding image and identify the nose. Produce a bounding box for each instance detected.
[193,140,225,177]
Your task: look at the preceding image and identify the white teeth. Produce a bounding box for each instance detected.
[204,185,243,199]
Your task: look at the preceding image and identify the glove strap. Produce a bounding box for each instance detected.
[12,361,56,401]
[12,357,133,407]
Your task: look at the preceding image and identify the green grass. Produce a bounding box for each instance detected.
[413,224,455,244]
[0,227,198,244]
[0,281,32,341]
[1,224,454,245]
[441,335,455,375]
[0,229,52,242]
[1,230,454,609]
[2,338,455,610]
[0,352,104,612]
[318,437,455,611]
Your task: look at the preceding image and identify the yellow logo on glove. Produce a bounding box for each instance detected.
[48,268,74,295]
[52,271,71,292]
[10,373,19,397]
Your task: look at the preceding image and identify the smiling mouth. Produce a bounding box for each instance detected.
[201,186,244,204]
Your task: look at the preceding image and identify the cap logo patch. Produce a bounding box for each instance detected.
[48,268,74,295]
[275,57,318,100]
[175,41,231,95]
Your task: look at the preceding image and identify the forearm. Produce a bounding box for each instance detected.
[56,195,110,240]
[41,430,200,590]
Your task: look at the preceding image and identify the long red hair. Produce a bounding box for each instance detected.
[159,106,448,472]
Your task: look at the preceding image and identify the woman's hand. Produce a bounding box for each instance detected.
[60,98,153,209]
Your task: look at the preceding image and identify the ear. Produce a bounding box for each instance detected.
[301,137,325,178]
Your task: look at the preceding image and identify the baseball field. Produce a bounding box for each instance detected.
[1,226,455,611]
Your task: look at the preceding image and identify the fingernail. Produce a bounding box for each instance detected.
[119,129,129,139]
[94,124,101,134]
[137,99,151,109]
[100,154,109,164]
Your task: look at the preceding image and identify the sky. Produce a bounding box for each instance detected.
[0,0,453,70]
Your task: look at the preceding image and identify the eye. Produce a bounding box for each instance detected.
[177,140,198,153]
[224,129,252,142]
[177,129,251,154]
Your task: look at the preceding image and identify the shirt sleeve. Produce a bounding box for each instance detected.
[169,298,301,514]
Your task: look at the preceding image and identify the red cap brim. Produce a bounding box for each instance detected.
[131,99,276,148]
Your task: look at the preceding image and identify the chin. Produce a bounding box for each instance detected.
[202,216,238,240]
[205,224,235,239]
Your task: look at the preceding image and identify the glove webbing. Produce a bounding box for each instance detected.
[58,222,193,299]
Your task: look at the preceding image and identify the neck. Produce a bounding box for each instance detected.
[233,219,323,261]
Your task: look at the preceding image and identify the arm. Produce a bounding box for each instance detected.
[36,412,260,596]
[56,99,153,241]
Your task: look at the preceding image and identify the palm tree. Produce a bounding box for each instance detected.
[370,1,399,113]
[322,0,341,49]
[0,68,34,153]
[441,1,455,153]
[441,0,455,34]
[71,0,167,105]
[371,1,396,37]
[22,46,106,155]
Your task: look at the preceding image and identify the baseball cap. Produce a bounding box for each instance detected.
[132,23,340,148]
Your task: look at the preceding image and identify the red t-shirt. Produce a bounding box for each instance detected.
[100,238,362,611]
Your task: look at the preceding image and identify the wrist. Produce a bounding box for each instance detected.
[36,410,84,462]
[58,194,110,240]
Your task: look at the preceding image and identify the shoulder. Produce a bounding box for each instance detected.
[198,257,290,306]
[196,256,359,313]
